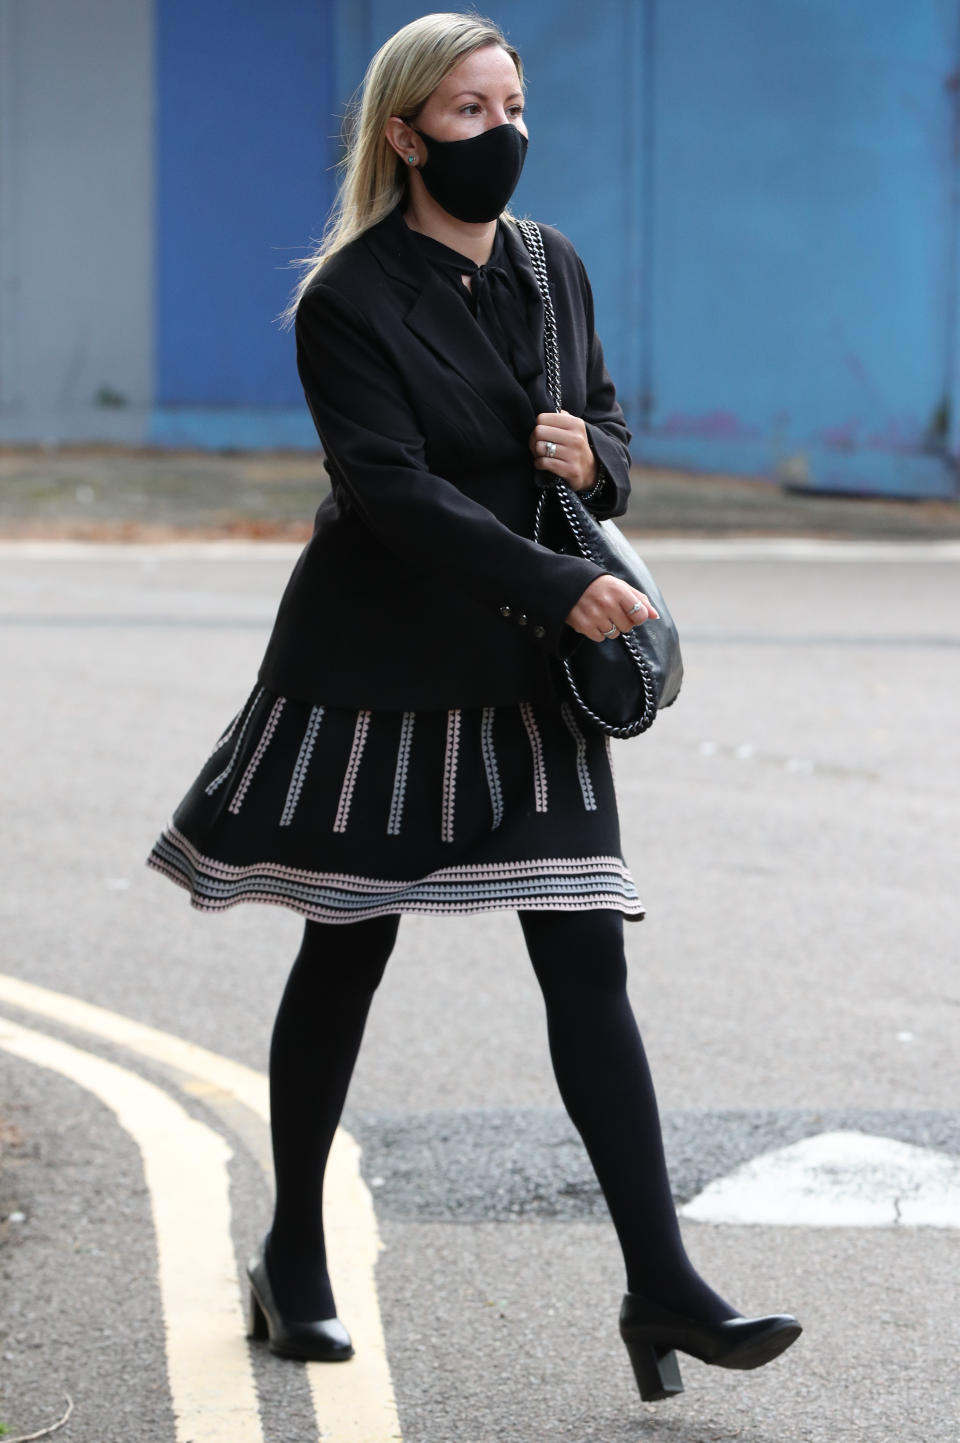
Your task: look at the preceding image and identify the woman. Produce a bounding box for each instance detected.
[147,11,800,1405]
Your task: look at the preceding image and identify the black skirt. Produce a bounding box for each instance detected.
[147,685,643,925]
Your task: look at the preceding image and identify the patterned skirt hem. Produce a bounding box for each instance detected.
[147,824,645,925]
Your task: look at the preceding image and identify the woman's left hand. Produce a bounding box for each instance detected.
[529,411,597,492]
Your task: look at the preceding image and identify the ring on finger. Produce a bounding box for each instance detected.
[628,600,644,615]
[544,440,557,459]
[603,624,619,639]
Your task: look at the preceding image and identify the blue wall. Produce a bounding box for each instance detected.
[152,0,334,444]
[641,0,959,495]
[149,0,960,496]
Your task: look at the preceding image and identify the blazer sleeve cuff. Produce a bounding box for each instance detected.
[491,551,602,659]
[584,422,631,519]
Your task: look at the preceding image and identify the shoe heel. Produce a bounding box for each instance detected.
[248,1283,269,1341]
[623,1337,684,1402]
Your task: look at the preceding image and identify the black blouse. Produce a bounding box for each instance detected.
[408,222,546,402]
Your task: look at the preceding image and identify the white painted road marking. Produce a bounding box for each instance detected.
[0,1015,263,1443]
[1,538,959,562]
[633,538,960,562]
[681,1130,960,1228]
[0,972,402,1443]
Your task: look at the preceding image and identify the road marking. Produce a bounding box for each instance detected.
[637,538,960,562]
[0,1014,262,1443]
[681,1130,960,1228]
[0,541,303,561]
[0,972,402,1443]
[1,537,959,562]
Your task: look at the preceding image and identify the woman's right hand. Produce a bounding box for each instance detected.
[566,575,659,642]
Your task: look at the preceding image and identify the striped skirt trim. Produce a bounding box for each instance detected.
[147,822,644,926]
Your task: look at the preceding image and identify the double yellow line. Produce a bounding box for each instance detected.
[0,972,401,1443]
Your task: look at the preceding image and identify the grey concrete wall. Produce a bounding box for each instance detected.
[0,0,153,443]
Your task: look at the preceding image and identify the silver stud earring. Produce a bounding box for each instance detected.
[407,154,416,165]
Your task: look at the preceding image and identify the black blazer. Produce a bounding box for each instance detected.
[257,205,633,710]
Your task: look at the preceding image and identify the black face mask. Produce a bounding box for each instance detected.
[411,122,528,224]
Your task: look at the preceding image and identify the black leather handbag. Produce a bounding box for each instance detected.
[516,219,683,738]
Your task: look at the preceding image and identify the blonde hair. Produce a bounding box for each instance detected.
[281,11,523,326]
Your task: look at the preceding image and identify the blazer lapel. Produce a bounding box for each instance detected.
[364,209,539,437]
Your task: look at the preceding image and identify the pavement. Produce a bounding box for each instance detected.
[2,443,960,541]
[0,450,958,1442]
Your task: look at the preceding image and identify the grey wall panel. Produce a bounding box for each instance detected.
[0,0,153,443]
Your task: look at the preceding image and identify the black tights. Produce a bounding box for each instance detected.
[267,910,735,1324]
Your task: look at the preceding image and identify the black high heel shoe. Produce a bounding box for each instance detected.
[619,1292,802,1402]
[247,1241,354,1362]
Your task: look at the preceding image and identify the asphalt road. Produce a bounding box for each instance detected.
[1,538,958,1442]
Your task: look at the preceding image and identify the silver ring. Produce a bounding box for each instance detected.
[603,625,619,639]
[628,601,644,615]
[544,440,557,459]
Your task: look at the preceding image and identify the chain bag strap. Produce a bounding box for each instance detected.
[516,219,682,737]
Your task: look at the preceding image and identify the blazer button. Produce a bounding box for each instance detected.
[532,625,545,639]
[517,613,528,626]
[500,605,512,619]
